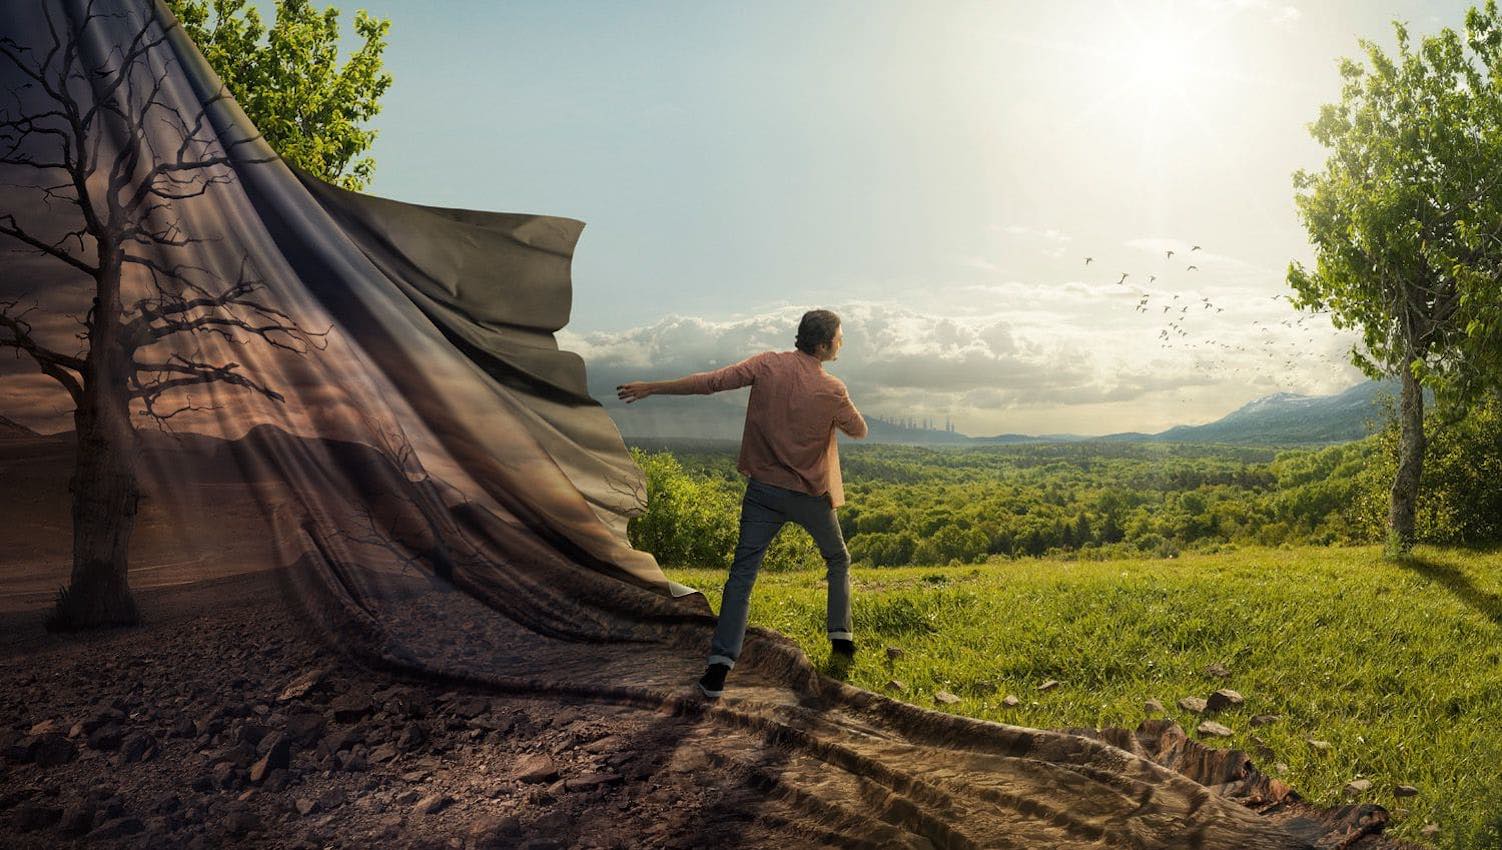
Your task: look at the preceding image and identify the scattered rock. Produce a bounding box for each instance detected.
[1143,699,1166,715]
[1196,721,1234,738]
[249,733,290,783]
[1037,680,1061,692]
[285,713,326,746]
[884,679,907,692]
[1205,689,1244,713]
[87,723,124,751]
[1178,697,1208,714]
[1394,784,1419,798]
[413,793,453,815]
[1343,779,1373,798]
[565,772,622,791]
[397,722,426,752]
[11,801,63,832]
[933,690,961,705]
[1249,714,1280,726]
[27,719,60,736]
[87,816,145,840]
[294,798,318,817]
[885,647,905,664]
[1001,695,1020,707]
[119,732,156,764]
[31,733,78,767]
[515,753,559,783]
[451,698,489,719]
[58,801,96,836]
[1204,663,1231,679]
[329,692,373,722]
[277,669,327,703]
[1307,739,1333,754]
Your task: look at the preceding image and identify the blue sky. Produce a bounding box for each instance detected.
[274,0,1476,435]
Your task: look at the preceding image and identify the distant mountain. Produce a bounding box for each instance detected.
[0,415,40,439]
[602,379,1419,447]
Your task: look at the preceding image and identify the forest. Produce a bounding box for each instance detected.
[626,395,1502,571]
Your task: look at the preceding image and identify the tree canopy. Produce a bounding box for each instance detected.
[167,0,393,190]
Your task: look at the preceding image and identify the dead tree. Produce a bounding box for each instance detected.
[0,3,328,629]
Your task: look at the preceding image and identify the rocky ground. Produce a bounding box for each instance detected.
[0,571,836,850]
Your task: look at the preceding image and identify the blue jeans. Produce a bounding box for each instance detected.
[707,477,852,669]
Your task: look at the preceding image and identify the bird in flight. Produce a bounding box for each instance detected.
[1085,257,1093,265]
[1117,273,1128,285]
[1166,250,1175,259]
[1191,245,1201,252]
[1186,265,1198,271]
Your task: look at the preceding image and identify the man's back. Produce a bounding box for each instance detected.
[683,349,867,507]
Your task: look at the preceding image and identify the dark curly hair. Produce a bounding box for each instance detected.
[795,309,840,356]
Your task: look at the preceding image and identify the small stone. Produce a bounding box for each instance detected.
[393,790,421,806]
[316,788,347,811]
[329,693,373,722]
[1001,695,1020,707]
[277,669,327,703]
[397,722,426,752]
[294,798,318,816]
[1143,699,1166,715]
[1205,689,1244,713]
[120,733,156,764]
[1307,739,1333,754]
[1343,778,1373,798]
[369,744,399,763]
[515,753,559,783]
[1196,721,1234,738]
[884,680,906,693]
[564,772,622,791]
[885,647,905,663]
[581,735,623,754]
[87,724,124,752]
[1421,823,1440,837]
[1394,784,1419,798]
[1178,697,1209,714]
[1204,663,1231,678]
[11,801,63,832]
[413,794,453,815]
[27,719,60,736]
[31,733,77,767]
[87,816,145,840]
[933,690,961,705]
[224,810,260,836]
[58,801,96,836]
[284,713,325,746]
[452,698,489,720]
[1249,714,1280,727]
[170,717,197,738]
[1037,680,1061,692]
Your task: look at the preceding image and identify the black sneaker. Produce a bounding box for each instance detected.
[697,663,730,698]
[831,638,856,659]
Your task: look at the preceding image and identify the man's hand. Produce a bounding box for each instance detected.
[616,381,655,403]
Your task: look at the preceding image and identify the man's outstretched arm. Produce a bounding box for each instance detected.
[617,353,764,403]
[833,386,868,438]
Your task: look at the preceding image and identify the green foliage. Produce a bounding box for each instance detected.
[1288,3,1502,412]
[625,427,1502,571]
[624,448,825,572]
[167,0,393,189]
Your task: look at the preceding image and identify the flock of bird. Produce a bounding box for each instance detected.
[1080,244,1346,379]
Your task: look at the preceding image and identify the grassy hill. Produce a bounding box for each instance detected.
[665,544,1502,849]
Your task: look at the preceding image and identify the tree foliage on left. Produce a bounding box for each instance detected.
[165,0,393,190]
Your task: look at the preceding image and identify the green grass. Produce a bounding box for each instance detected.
[664,544,1502,849]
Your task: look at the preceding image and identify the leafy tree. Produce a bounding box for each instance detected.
[1288,4,1502,555]
[166,0,393,190]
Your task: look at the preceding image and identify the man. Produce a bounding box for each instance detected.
[615,309,868,699]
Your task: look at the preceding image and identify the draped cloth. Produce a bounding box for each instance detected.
[0,2,1405,846]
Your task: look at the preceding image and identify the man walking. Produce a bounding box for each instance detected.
[615,309,867,698]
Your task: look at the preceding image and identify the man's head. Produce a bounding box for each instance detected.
[795,309,843,361]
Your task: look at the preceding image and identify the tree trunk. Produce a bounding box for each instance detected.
[1387,355,1425,556]
[49,246,141,631]
[48,395,141,630]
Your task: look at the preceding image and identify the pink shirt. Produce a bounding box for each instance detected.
[681,349,867,508]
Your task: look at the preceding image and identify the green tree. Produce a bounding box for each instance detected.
[166,0,393,190]
[1288,4,1502,555]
